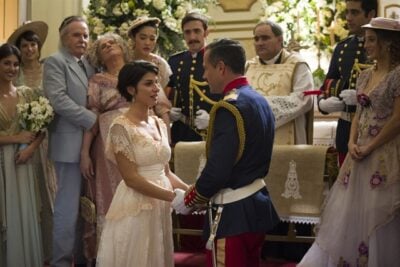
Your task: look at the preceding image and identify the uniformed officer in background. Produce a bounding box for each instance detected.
[167,11,219,144]
[318,0,377,166]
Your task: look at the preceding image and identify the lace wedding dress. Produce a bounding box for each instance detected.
[96,115,174,267]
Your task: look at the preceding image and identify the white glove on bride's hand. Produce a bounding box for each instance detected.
[172,189,192,215]
[319,97,345,113]
[339,89,357,105]
[170,107,183,122]
[194,109,210,130]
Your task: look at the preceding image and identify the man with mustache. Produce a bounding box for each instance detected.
[43,16,97,267]
[168,11,219,144]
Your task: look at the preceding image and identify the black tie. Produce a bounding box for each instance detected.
[78,59,87,77]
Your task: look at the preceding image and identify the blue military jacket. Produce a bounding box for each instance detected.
[193,81,280,239]
[320,35,369,153]
[168,50,219,143]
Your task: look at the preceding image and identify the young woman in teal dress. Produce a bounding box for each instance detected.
[8,21,56,263]
[0,43,44,266]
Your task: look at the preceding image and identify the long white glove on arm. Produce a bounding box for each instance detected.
[194,109,210,130]
[170,107,183,122]
[319,97,345,113]
[171,189,192,215]
[339,89,357,105]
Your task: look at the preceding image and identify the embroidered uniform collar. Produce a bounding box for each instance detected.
[223,76,248,95]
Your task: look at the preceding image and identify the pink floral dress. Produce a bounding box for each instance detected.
[299,65,400,266]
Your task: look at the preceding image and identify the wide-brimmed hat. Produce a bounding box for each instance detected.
[7,21,48,46]
[362,17,400,32]
[128,16,160,38]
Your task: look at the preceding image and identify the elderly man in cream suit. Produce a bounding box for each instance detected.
[43,16,96,267]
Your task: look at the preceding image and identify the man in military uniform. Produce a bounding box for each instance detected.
[168,12,219,144]
[318,0,377,166]
[173,38,279,267]
[246,20,314,145]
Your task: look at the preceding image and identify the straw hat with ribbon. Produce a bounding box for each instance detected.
[7,20,49,46]
[128,16,161,38]
[362,17,400,32]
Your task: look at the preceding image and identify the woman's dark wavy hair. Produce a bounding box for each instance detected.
[15,30,43,59]
[375,29,400,70]
[117,60,159,102]
[0,43,21,63]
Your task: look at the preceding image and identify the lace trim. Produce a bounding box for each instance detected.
[280,215,320,224]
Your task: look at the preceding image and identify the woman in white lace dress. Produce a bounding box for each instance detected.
[96,60,188,267]
[298,17,400,267]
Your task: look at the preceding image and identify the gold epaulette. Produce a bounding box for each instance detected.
[206,98,245,164]
[189,78,217,105]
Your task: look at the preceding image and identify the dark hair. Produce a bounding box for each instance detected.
[205,38,245,75]
[374,30,400,70]
[117,60,159,102]
[345,0,378,17]
[181,12,208,31]
[0,43,21,63]
[15,30,43,58]
[253,20,283,38]
[59,16,86,33]
[129,21,159,38]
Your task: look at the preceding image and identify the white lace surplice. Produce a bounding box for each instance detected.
[96,115,174,267]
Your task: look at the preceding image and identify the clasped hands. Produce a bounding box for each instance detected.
[348,142,372,161]
[171,189,192,215]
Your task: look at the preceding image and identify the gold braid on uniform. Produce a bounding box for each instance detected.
[189,78,218,105]
[189,78,217,139]
[206,100,246,164]
[184,99,246,208]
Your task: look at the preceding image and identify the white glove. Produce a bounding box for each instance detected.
[170,107,183,122]
[319,97,345,113]
[339,89,357,105]
[171,189,192,215]
[194,109,209,130]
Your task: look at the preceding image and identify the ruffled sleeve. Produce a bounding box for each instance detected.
[105,118,136,165]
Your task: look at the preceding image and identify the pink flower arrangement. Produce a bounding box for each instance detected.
[357,93,371,107]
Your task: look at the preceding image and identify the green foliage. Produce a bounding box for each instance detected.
[85,0,216,57]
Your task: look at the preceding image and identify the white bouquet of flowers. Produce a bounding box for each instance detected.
[17,95,54,133]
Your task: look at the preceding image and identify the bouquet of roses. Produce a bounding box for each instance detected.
[16,94,54,150]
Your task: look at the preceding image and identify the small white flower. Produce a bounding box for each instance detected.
[98,7,107,16]
[174,6,186,19]
[133,9,150,17]
[152,0,166,11]
[112,4,123,16]
[121,2,130,14]
[143,0,152,6]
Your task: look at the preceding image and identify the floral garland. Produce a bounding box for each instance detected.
[85,0,216,57]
